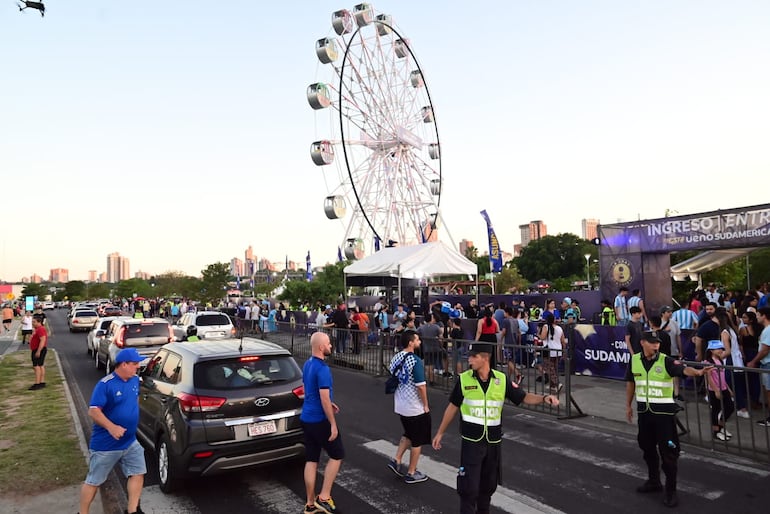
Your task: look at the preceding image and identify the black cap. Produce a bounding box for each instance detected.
[641,331,661,343]
[659,305,672,313]
[468,342,495,355]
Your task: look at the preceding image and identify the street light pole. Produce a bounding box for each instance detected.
[584,253,591,289]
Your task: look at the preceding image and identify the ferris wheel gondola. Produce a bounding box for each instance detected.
[307,4,445,260]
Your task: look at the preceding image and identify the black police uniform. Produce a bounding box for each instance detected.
[448,367,526,514]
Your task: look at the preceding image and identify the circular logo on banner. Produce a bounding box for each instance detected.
[610,258,633,286]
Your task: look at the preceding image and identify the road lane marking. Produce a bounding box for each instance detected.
[363,439,566,514]
[502,432,724,500]
[247,479,306,514]
[140,485,201,513]
[510,412,770,478]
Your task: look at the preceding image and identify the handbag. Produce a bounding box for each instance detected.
[385,356,408,394]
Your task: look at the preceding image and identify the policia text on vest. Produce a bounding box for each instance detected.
[431,342,559,514]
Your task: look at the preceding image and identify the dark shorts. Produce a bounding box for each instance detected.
[302,419,345,462]
[3,318,11,324]
[400,412,432,447]
[22,329,33,335]
[31,347,47,366]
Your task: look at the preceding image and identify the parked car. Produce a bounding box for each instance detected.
[101,305,124,317]
[95,317,173,373]
[42,301,55,310]
[69,310,99,332]
[172,311,236,341]
[86,316,130,357]
[135,338,305,492]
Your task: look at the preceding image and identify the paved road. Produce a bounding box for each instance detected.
[39,310,769,513]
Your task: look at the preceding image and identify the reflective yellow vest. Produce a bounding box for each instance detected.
[631,353,676,415]
[459,369,506,443]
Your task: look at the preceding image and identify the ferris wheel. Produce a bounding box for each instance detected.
[308,4,446,260]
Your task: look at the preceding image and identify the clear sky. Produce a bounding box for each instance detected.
[2,1,769,282]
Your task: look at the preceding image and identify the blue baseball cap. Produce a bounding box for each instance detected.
[115,348,143,364]
[706,340,725,351]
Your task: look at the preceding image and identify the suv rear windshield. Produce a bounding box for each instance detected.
[196,314,231,326]
[123,323,169,339]
[76,311,98,317]
[194,355,300,389]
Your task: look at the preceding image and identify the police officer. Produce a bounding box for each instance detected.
[185,325,200,342]
[625,331,711,507]
[432,342,559,514]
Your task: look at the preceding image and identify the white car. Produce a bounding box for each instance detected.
[86,316,130,357]
[42,301,55,310]
[172,311,235,341]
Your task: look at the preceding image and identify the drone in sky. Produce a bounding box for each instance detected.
[17,1,45,17]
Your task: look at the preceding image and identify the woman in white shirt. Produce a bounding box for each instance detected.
[20,311,33,344]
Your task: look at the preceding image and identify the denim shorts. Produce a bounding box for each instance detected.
[761,362,770,389]
[85,440,146,486]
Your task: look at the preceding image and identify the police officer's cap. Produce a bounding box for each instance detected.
[468,342,495,355]
[641,331,661,343]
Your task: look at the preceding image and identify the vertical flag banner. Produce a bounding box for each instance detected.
[285,255,289,281]
[374,236,381,252]
[236,275,241,290]
[337,246,344,262]
[480,209,503,273]
[306,251,313,281]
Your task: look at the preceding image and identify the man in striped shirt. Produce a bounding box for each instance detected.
[627,289,648,324]
[671,305,699,330]
[614,287,630,327]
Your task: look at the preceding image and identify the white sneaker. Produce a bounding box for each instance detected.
[721,427,733,438]
[737,410,750,419]
[714,431,727,441]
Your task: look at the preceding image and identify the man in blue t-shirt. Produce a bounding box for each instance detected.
[301,332,344,513]
[80,347,146,514]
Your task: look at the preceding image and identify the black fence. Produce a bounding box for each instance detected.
[246,320,770,463]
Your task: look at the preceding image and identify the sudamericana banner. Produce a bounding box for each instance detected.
[602,203,770,253]
[570,325,696,380]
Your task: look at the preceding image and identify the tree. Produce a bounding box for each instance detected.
[114,278,154,300]
[20,282,47,300]
[278,262,346,306]
[199,262,233,305]
[494,263,528,293]
[514,233,597,283]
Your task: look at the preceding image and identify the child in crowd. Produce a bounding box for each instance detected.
[703,340,735,441]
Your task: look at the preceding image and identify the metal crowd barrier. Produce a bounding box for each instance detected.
[674,359,770,462]
[257,321,769,463]
[265,322,577,419]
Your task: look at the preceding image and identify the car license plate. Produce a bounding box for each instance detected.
[247,420,277,437]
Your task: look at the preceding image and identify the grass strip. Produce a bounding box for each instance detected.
[0,350,87,497]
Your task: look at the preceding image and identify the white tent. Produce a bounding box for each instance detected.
[344,241,478,299]
[344,241,477,278]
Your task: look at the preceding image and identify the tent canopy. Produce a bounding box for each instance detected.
[344,241,478,279]
[670,248,754,281]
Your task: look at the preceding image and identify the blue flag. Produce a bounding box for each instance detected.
[374,236,381,252]
[236,275,241,290]
[306,251,312,281]
[480,210,503,273]
[337,246,344,262]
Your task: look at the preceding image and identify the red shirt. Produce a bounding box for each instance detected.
[30,326,47,351]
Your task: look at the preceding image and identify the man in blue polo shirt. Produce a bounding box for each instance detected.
[79,348,146,514]
[301,332,344,513]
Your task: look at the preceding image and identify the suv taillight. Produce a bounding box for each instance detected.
[115,327,126,348]
[292,385,305,400]
[168,324,174,343]
[178,392,226,413]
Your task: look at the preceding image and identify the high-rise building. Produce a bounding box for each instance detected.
[107,252,130,282]
[30,274,43,283]
[50,268,69,283]
[259,258,275,272]
[87,270,97,282]
[99,272,108,283]
[519,220,547,247]
[459,239,474,257]
[230,257,244,277]
[245,245,254,263]
[135,271,151,280]
[582,218,599,240]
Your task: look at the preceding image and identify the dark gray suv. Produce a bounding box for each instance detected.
[136,338,305,492]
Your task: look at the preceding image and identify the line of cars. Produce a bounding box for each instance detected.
[78,306,305,492]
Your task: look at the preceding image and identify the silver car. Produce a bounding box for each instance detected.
[86,316,130,357]
[69,310,99,332]
[96,318,173,374]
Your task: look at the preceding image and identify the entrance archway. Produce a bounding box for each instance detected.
[598,203,770,312]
